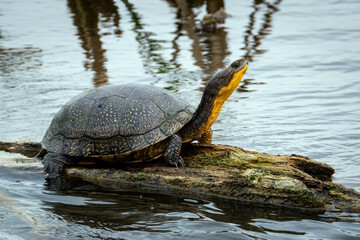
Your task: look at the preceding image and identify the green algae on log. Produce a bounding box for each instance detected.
[0,141,359,212]
[66,144,360,212]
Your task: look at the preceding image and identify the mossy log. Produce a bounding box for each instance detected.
[1,141,359,212]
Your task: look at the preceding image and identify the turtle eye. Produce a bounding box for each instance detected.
[231,60,240,69]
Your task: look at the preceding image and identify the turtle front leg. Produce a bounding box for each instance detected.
[197,129,213,144]
[42,153,75,178]
[164,134,184,167]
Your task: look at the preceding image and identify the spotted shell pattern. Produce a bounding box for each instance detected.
[42,84,194,157]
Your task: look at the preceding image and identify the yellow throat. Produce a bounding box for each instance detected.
[200,64,248,133]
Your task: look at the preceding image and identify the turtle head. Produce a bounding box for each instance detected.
[178,59,248,140]
[194,59,248,133]
[206,59,248,98]
[179,59,248,140]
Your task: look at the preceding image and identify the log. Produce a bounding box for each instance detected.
[0,141,41,157]
[1,141,359,212]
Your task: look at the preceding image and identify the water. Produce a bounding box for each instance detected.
[1,0,360,238]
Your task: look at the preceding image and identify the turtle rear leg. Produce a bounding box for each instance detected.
[164,134,184,167]
[42,153,75,178]
[198,129,213,144]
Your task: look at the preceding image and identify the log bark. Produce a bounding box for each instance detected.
[1,141,359,212]
[0,141,41,157]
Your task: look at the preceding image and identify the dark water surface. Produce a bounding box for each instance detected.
[1,0,360,239]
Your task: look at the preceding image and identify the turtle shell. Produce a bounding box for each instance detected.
[41,84,194,157]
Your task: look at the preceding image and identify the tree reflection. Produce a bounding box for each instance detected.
[166,0,228,76]
[120,0,175,75]
[65,0,282,91]
[0,47,42,75]
[237,0,282,93]
[67,0,122,87]
[242,0,282,62]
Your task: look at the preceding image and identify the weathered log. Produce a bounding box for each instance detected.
[0,141,41,157]
[1,141,359,212]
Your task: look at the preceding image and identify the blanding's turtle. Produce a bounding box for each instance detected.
[37,59,248,177]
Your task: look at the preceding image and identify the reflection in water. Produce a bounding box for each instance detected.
[65,0,281,90]
[43,176,341,237]
[0,47,42,75]
[44,177,274,233]
[120,0,175,75]
[205,0,224,14]
[167,0,228,76]
[0,189,47,238]
[67,0,122,87]
[242,0,282,62]
[237,0,282,93]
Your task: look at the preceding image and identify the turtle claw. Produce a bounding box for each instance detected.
[170,156,184,168]
[178,156,184,167]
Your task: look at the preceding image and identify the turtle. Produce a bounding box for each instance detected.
[37,59,248,178]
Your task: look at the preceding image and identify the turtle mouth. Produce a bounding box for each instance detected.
[233,59,248,73]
